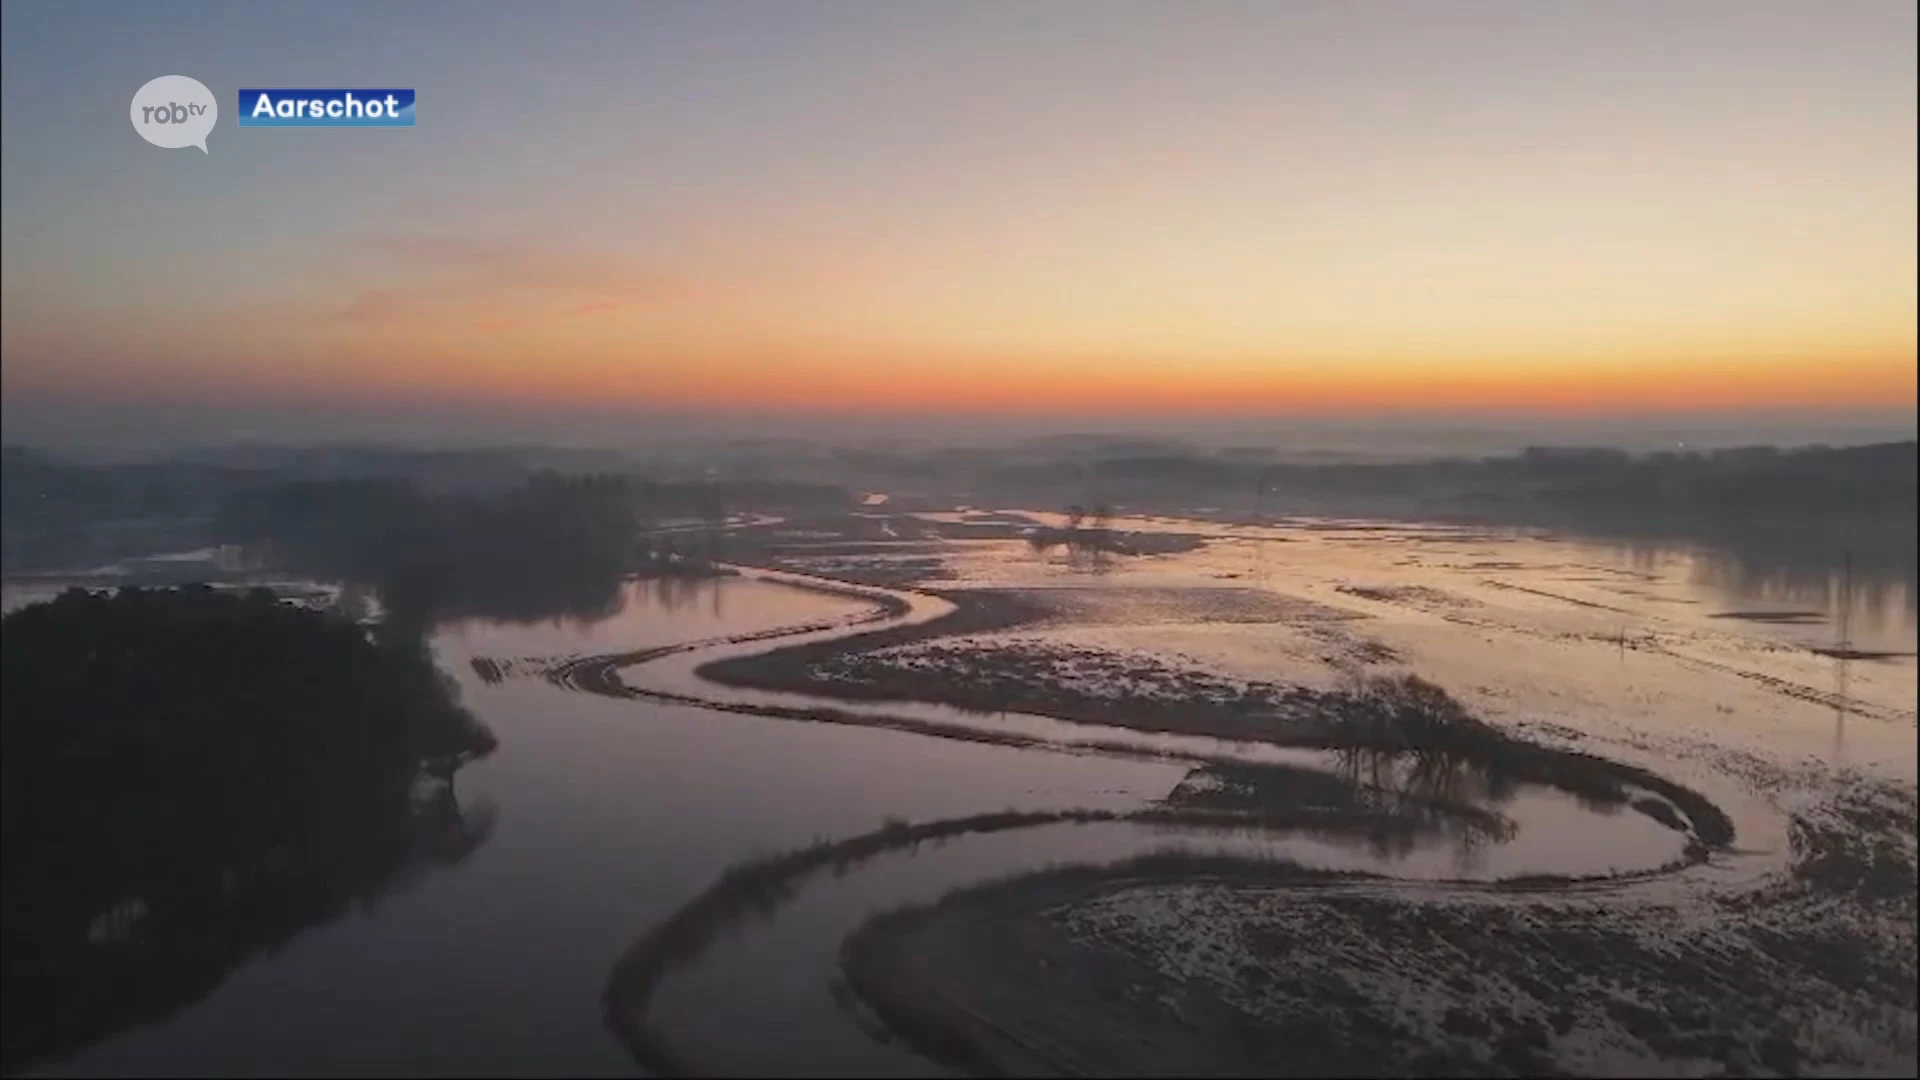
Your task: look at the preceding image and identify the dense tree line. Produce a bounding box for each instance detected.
[2,445,852,576]
[968,441,1918,522]
[0,448,261,572]
[0,586,497,1071]
[212,472,652,629]
[964,442,1916,604]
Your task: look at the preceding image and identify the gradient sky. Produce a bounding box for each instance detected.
[2,0,1915,443]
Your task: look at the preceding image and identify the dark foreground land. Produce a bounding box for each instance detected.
[841,782,1917,1078]
[0,587,499,1074]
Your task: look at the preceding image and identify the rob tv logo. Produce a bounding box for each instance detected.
[130,75,218,152]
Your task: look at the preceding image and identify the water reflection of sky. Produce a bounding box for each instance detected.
[1602,537,1915,651]
[8,514,1911,1076]
[33,579,1185,1077]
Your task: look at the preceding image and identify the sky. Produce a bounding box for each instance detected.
[2,0,1915,449]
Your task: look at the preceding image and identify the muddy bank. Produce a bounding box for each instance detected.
[840,785,1916,1078]
[692,588,1731,849]
[546,572,910,697]
[566,564,1821,1076]
[801,636,1389,742]
[764,553,955,588]
[840,857,1373,1078]
[694,586,1381,744]
[603,789,1533,1077]
[723,513,1208,588]
[524,566,1734,859]
[694,588,1045,693]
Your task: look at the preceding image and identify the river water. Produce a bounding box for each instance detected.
[14,522,1913,1077]
[31,576,1184,1076]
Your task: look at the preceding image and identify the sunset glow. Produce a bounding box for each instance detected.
[3,1,1914,432]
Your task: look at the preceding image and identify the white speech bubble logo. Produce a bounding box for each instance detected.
[130,75,218,153]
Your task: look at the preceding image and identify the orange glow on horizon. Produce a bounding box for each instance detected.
[5,2,1914,434]
[17,334,1901,418]
[472,352,1919,415]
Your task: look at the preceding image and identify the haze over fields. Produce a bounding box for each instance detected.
[2,3,1915,1078]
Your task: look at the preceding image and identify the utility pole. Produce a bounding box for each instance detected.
[1252,468,1268,581]
[1836,550,1854,654]
[1833,549,1853,760]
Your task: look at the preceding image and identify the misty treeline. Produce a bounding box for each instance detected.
[0,447,248,572]
[217,470,634,586]
[1306,442,1914,516]
[209,470,858,628]
[215,474,658,629]
[0,444,851,574]
[983,442,1915,582]
[0,586,498,1072]
[975,441,1917,518]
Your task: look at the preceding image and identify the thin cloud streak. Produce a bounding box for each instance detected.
[324,233,678,332]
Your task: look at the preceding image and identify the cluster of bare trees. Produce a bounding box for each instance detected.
[1027,501,1120,568]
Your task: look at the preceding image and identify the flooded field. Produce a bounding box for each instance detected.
[14,512,1915,1077]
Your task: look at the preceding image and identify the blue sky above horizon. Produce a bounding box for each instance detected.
[3,0,1915,450]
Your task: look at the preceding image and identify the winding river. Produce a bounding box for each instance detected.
[515,565,1774,1076]
[26,547,1804,1078]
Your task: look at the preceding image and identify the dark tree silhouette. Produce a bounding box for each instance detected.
[0,586,498,1072]
[213,472,658,631]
